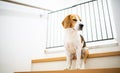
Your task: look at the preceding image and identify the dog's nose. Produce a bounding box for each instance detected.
[79,24,83,27]
[79,24,84,30]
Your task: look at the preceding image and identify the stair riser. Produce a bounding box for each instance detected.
[32,56,120,71]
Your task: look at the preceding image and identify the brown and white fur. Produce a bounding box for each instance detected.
[62,14,89,69]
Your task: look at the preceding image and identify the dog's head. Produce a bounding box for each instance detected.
[62,14,84,31]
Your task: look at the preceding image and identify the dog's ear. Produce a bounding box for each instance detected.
[62,15,72,28]
[62,19,65,28]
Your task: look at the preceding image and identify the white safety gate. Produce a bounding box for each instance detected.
[46,0,114,49]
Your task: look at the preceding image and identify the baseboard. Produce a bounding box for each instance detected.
[32,51,120,63]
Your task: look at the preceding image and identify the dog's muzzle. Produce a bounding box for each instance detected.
[79,24,84,30]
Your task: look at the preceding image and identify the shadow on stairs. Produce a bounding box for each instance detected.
[15,68,120,73]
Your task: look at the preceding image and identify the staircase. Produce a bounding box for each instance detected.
[15,40,120,73]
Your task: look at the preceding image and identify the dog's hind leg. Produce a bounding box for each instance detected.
[83,47,89,63]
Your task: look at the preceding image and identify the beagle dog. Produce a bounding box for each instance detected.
[62,14,89,69]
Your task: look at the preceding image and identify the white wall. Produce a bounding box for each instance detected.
[0,1,48,73]
[109,0,120,44]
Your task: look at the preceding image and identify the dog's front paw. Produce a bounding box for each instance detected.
[64,66,71,70]
[76,65,81,70]
[80,65,85,69]
[76,67,84,70]
[64,68,69,70]
[76,64,85,69]
[80,61,85,69]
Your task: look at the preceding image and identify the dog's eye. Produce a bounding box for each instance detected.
[73,19,77,21]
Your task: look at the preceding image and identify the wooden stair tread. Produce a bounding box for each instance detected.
[15,68,120,73]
